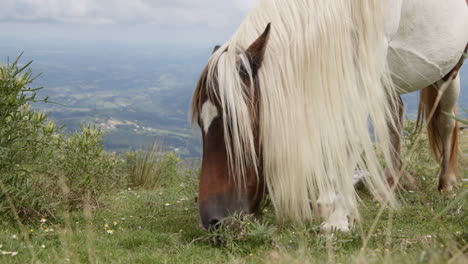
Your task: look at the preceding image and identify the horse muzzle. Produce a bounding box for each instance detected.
[199,193,252,230]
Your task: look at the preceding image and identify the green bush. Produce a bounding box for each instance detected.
[0,57,56,219]
[157,152,181,185]
[0,57,125,222]
[49,125,125,208]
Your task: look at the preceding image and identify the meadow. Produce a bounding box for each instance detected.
[0,59,467,264]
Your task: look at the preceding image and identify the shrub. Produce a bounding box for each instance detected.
[0,57,57,219]
[49,125,125,208]
[0,57,125,222]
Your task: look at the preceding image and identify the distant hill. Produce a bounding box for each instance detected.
[0,42,210,157]
[0,42,466,157]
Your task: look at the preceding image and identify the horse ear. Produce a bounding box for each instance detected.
[245,23,271,76]
[212,45,221,54]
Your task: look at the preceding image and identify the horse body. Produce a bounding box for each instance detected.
[387,0,468,93]
[191,0,467,230]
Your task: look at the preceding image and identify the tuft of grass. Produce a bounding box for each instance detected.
[198,213,277,251]
[126,143,161,189]
[126,142,180,190]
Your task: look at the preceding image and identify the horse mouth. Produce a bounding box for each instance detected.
[199,223,207,231]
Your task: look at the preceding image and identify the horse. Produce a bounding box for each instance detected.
[190,0,468,231]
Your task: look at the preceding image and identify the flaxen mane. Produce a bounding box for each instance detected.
[191,0,400,222]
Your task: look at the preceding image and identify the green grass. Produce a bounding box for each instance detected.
[0,133,466,263]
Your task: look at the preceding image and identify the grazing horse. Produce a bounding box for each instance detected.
[190,0,468,231]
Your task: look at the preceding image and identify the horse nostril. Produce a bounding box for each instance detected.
[201,215,223,231]
[208,217,221,229]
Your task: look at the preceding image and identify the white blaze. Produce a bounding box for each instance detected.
[201,100,218,134]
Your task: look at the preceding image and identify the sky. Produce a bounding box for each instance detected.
[0,0,257,47]
[0,0,466,112]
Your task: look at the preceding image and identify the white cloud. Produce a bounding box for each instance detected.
[0,0,257,28]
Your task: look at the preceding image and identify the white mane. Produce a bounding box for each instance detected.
[198,0,400,221]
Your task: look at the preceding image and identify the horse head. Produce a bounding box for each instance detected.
[191,24,271,230]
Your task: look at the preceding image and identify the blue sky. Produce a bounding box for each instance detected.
[0,0,256,47]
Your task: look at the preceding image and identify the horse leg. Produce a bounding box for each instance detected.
[317,171,366,232]
[385,96,404,188]
[318,192,354,232]
[435,75,460,192]
[418,74,460,193]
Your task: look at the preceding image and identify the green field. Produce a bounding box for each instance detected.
[0,128,466,264]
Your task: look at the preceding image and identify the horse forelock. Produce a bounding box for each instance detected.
[191,46,260,188]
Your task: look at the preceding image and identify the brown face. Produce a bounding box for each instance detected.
[197,97,264,229]
[193,23,271,230]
